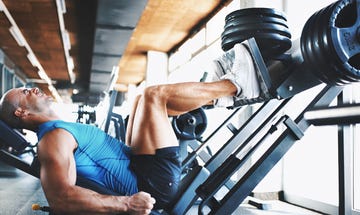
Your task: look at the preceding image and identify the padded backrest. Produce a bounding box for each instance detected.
[0,120,29,151]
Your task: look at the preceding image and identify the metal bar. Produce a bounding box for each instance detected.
[247,37,273,96]
[200,107,242,143]
[205,98,289,173]
[181,108,242,168]
[209,85,343,215]
[305,103,360,125]
[197,115,290,213]
[226,123,238,134]
[104,90,118,133]
[337,92,353,215]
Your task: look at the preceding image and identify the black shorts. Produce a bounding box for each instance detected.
[130,146,181,209]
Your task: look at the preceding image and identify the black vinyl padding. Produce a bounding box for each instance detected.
[0,120,30,151]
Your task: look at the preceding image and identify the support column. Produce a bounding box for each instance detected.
[337,87,353,215]
[146,50,168,87]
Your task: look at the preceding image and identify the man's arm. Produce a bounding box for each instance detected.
[37,128,155,215]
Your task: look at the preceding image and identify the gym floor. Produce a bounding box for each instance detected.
[0,161,324,215]
[0,162,47,215]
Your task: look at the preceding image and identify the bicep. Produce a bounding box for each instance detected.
[37,129,77,199]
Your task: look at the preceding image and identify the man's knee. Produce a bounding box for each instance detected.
[143,85,168,106]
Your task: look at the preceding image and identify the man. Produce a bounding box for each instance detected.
[0,42,268,215]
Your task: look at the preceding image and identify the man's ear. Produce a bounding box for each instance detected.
[14,107,29,118]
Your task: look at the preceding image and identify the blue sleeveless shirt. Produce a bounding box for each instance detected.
[36,120,138,196]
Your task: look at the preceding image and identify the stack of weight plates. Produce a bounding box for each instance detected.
[221,8,292,60]
[300,0,360,85]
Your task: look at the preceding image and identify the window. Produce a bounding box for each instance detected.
[1,65,24,94]
[2,65,14,93]
[14,76,24,88]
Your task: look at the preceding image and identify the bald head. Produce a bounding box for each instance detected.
[0,87,57,130]
[0,89,21,128]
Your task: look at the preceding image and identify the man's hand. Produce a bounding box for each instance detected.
[127,191,156,215]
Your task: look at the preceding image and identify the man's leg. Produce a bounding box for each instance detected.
[127,40,271,154]
[125,41,271,208]
[127,80,237,155]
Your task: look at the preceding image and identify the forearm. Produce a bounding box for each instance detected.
[47,185,129,215]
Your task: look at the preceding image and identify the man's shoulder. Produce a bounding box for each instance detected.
[38,128,77,151]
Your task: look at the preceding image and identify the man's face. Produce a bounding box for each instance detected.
[6,87,53,112]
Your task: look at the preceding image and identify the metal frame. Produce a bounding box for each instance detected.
[189,35,350,215]
[197,84,343,215]
[336,90,353,215]
[103,90,126,142]
[301,87,359,215]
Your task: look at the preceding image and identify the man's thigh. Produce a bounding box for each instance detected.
[129,95,179,154]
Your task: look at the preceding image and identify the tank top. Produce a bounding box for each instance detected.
[36,120,138,196]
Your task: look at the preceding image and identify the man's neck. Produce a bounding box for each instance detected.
[25,112,61,131]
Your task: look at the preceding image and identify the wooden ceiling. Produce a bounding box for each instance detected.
[0,0,230,104]
[0,0,66,97]
[117,0,229,85]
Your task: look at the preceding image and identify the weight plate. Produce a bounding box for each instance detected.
[222,32,292,58]
[301,0,360,85]
[225,8,287,22]
[329,0,360,83]
[301,8,336,84]
[172,108,207,140]
[222,7,291,58]
[222,23,291,39]
[224,15,289,29]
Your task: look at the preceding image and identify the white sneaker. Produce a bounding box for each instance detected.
[211,42,262,107]
[209,47,236,82]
